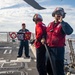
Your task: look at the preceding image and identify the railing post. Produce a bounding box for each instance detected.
[7,32,10,42]
[67,39,75,64]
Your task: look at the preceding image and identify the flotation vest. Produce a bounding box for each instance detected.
[46,21,66,47]
[35,22,46,48]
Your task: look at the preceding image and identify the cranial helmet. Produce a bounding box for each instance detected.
[33,14,43,22]
[52,7,66,18]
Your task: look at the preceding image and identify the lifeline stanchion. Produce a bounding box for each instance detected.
[44,44,57,75]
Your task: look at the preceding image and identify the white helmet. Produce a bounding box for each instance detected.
[33,14,43,22]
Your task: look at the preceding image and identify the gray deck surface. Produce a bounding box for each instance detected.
[0,42,38,75]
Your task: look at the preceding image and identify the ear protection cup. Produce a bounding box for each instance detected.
[62,13,66,18]
[52,12,55,17]
[33,17,36,22]
[33,14,36,22]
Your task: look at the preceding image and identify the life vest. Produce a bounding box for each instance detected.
[46,21,66,47]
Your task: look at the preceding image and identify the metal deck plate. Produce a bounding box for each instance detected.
[0,71,26,75]
[0,62,24,70]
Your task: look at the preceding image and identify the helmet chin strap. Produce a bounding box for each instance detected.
[54,19,59,23]
[35,20,42,24]
[54,18,61,23]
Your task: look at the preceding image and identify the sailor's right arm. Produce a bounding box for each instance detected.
[61,21,73,35]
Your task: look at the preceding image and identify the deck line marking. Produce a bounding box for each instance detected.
[9,50,12,54]
[30,45,36,58]
[1,63,4,68]
[3,50,7,54]
[0,47,12,49]
[25,63,28,69]
[0,60,6,63]
[3,50,12,54]
[0,58,4,60]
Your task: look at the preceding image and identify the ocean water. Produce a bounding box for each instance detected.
[0,33,8,42]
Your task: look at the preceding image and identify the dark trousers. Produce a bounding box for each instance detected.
[36,45,47,75]
[46,47,65,75]
[18,40,29,57]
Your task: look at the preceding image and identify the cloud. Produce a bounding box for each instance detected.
[0,0,24,9]
[37,0,48,3]
[0,1,75,34]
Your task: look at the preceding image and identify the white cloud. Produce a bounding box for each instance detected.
[0,0,24,8]
[0,1,75,34]
[36,0,49,3]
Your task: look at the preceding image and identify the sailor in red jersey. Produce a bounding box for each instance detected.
[46,7,73,75]
[33,14,47,75]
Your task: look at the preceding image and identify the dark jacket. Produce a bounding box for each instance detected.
[61,21,73,35]
[17,29,29,41]
[19,29,29,33]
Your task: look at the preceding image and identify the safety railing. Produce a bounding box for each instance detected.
[67,39,75,64]
[0,32,35,43]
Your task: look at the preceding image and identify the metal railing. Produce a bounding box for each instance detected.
[67,39,75,64]
[0,32,35,42]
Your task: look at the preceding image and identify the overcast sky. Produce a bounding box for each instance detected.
[0,0,75,34]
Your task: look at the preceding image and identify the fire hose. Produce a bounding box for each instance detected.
[44,44,57,75]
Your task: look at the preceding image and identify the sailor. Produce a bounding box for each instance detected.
[33,14,47,75]
[17,23,30,58]
[46,7,73,75]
